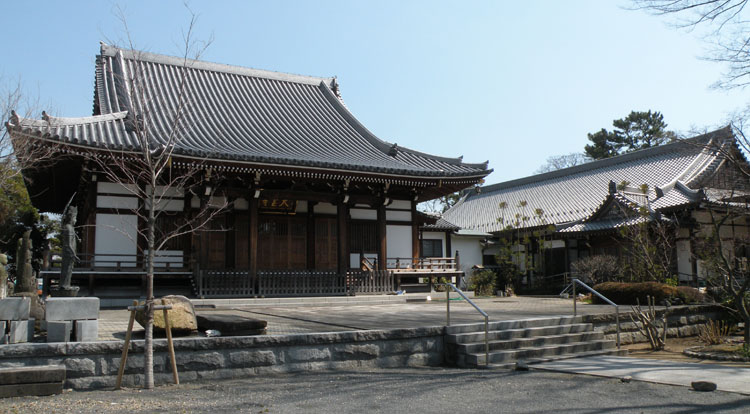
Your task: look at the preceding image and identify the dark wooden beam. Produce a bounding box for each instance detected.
[411,201,419,261]
[249,196,258,292]
[337,201,349,274]
[307,202,317,270]
[377,203,387,271]
[445,230,452,259]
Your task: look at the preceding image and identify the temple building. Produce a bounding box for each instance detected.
[6,44,491,298]
[442,127,750,292]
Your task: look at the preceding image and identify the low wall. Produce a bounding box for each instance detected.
[0,327,445,390]
[581,305,727,345]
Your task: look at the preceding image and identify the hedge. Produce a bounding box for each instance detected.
[590,282,703,305]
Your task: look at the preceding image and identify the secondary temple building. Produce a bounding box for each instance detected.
[441,127,750,291]
[6,44,491,298]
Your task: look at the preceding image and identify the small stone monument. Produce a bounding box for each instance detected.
[51,205,79,297]
[11,230,45,329]
[0,254,7,299]
[14,230,35,294]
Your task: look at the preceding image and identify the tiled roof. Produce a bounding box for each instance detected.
[443,127,733,233]
[7,44,490,180]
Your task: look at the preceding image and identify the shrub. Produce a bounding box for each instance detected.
[591,281,679,305]
[675,286,706,304]
[698,320,733,345]
[469,270,497,296]
[571,255,621,284]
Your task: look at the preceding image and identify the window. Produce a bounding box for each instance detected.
[421,239,443,258]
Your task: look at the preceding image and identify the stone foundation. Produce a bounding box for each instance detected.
[0,327,444,390]
[581,305,727,345]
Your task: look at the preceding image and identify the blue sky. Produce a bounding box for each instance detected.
[1,1,746,184]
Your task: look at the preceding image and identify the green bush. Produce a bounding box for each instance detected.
[591,282,679,305]
[469,270,497,297]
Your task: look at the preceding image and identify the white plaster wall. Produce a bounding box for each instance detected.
[386,210,411,222]
[296,200,308,213]
[451,235,484,273]
[351,208,377,220]
[387,200,411,210]
[387,225,412,258]
[314,202,337,215]
[676,239,692,281]
[350,253,378,269]
[97,182,137,195]
[97,196,138,210]
[95,214,138,267]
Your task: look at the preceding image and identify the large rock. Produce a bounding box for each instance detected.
[196,313,267,336]
[135,295,197,335]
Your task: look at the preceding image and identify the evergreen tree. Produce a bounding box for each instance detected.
[585,111,673,160]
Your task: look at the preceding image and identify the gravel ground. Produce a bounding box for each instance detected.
[4,368,750,414]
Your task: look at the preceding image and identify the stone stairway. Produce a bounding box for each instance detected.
[446,316,627,369]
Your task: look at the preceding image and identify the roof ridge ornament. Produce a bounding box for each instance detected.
[388,143,398,157]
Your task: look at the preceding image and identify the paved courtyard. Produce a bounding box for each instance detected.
[98,295,616,339]
[5,367,750,413]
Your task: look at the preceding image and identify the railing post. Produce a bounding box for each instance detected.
[615,305,621,349]
[572,279,577,316]
[446,287,451,326]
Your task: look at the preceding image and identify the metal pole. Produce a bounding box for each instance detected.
[446,286,451,326]
[572,280,577,316]
[615,305,621,349]
[484,316,490,367]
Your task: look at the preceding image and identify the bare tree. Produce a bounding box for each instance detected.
[534,152,590,174]
[84,9,224,389]
[634,0,750,90]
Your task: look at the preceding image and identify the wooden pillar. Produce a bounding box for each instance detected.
[377,204,387,271]
[337,201,349,274]
[307,202,317,270]
[411,201,419,267]
[226,202,235,269]
[249,196,258,293]
[445,230,452,259]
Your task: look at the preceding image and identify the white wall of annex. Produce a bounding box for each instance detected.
[451,235,484,273]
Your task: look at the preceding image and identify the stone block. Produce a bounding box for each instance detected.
[47,321,72,343]
[75,320,98,342]
[8,320,33,343]
[45,297,99,321]
[0,365,65,385]
[0,382,62,398]
[0,297,30,320]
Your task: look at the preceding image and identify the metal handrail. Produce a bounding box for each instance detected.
[440,283,490,367]
[567,278,620,348]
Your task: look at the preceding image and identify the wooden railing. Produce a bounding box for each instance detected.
[371,257,460,272]
[47,253,189,271]
[196,270,396,298]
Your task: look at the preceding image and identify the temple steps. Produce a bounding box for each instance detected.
[446,316,626,369]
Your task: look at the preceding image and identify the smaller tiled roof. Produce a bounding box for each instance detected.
[443,127,733,234]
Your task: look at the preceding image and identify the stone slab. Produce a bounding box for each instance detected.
[47,321,72,343]
[0,297,30,320]
[46,297,99,321]
[0,382,63,398]
[75,319,98,342]
[8,320,33,343]
[196,313,267,336]
[0,365,65,385]
[535,355,750,395]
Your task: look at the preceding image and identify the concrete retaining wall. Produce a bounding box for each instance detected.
[581,305,727,345]
[0,327,445,390]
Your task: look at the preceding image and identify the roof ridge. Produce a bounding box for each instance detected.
[8,111,129,128]
[318,80,491,172]
[478,126,732,195]
[100,43,335,87]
